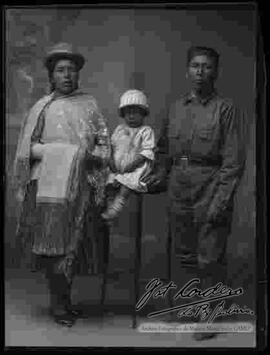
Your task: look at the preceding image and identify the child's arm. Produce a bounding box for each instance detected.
[123,154,148,173]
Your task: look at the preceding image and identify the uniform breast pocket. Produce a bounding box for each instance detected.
[196,127,215,141]
[168,126,180,144]
[192,125,217,155]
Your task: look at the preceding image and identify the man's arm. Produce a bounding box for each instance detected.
[207,103,246,222]
[142,114,171,188]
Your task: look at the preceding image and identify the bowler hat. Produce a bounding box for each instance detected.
[44,42,85,71]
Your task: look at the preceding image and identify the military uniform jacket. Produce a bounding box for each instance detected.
[158,91,246,265]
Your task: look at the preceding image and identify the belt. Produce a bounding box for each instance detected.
[173,155,189,169]
[172,155,220,168]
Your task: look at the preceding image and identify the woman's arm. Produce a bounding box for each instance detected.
[84,99,111,164]
[30,110,46,159]
[108,152,117,173]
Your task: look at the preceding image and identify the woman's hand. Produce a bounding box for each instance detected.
[31,143,46,160]
[58,252,76,283]
[109,157,117,173]
[16,188,25,202]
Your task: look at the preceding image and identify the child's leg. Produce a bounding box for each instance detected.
[102,184,131,220]
[118,185,130,199]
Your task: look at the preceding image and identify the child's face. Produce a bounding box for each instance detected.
[123,105,146,128]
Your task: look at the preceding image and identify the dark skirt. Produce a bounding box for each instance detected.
[17,180,109,277]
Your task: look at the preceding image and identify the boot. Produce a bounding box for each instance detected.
[48,273,76,327]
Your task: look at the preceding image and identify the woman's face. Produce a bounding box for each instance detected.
[123,106,145,128]
[187,55,217,90]
[51,59,79,95]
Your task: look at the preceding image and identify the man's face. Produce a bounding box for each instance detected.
[52,59,79,95]
[187,55,218,89]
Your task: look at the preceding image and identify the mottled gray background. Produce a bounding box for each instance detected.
[5,8,255,311]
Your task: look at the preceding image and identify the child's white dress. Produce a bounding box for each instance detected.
[107,123,155,192]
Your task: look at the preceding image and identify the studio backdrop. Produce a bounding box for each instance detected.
[5,6,256,308]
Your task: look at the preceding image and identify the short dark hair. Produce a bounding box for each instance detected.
[187,46,220,68]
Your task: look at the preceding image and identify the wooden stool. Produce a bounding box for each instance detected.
[100,192,173,328]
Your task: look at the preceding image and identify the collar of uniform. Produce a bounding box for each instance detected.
[183,90,217,106]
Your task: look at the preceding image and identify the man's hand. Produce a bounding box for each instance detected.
[141,173,159,187]
[141,167,167,189]
[206,204,226,224]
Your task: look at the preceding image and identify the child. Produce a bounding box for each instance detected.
[101,89,155,220]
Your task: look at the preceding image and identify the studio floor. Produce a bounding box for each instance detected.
[5,268,256,348]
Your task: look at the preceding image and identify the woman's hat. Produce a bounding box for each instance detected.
[44,42,85,71]
[119,89,149,116]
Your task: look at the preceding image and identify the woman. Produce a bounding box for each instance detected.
[144,46,246,340]
[13,43,110,327]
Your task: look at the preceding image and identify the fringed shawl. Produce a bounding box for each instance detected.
[13,90,111,217]
[13,94,54,202]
